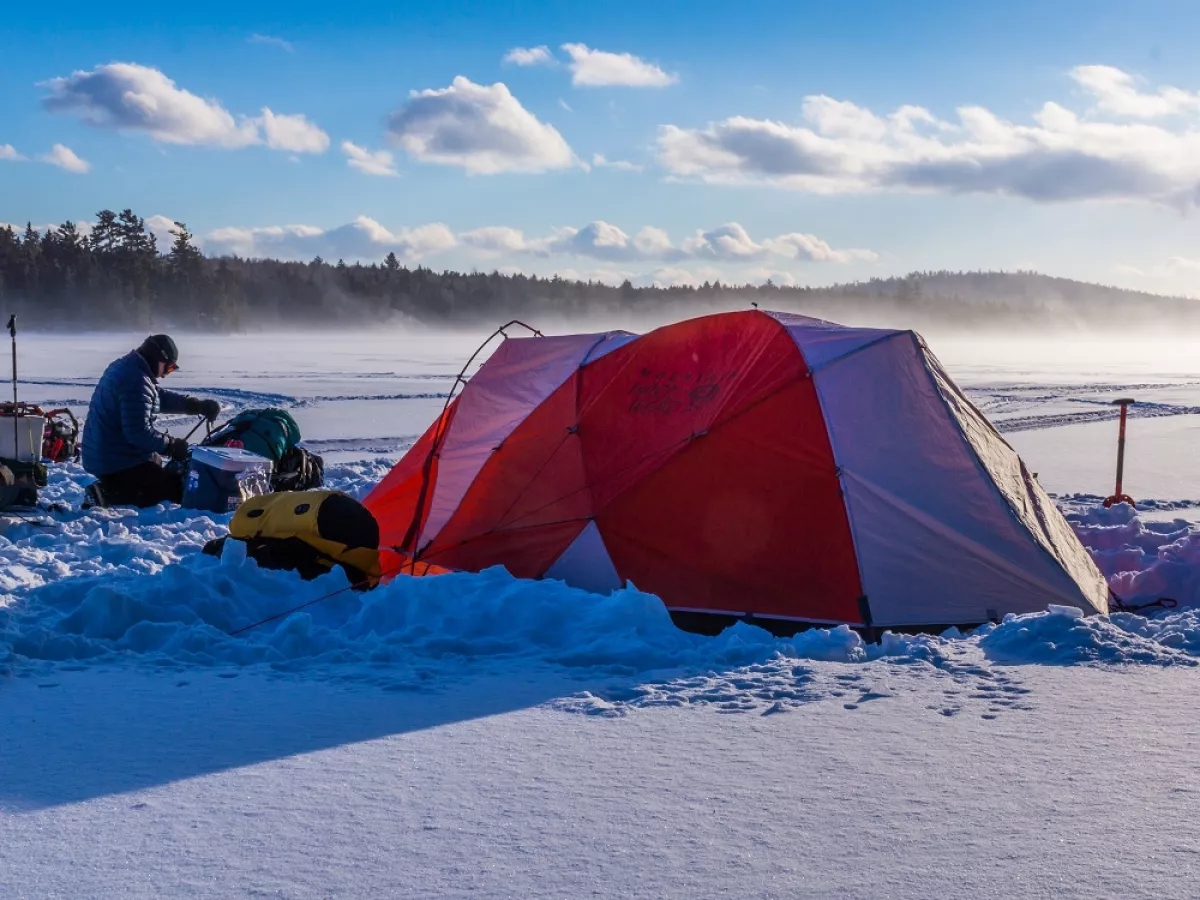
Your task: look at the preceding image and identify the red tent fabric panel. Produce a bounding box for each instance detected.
[421,519,588,580]
[428,372,591,552]
[576,311,808,510]
[364,402,458,552]
[596,378,862,622]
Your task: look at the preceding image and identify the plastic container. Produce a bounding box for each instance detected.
[183,446,273,513]
[0,414,46,463]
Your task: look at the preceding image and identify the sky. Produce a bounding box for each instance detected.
[5,0,1200,293]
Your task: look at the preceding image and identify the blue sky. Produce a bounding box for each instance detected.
[5,0,1200,292]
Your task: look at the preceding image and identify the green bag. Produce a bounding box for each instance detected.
[202,408,301,464]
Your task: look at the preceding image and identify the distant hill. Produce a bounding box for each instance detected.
[3,215,1196,332]
[761,270,1200,332]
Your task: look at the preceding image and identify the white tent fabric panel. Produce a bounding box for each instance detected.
[807,331,1103,625]
[922,343,1109,615]
[544,520,623,595]
[768,311,901,371]
[840,471,1093,624]
[422,332,631,547]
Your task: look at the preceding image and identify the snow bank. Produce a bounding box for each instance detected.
[980,605,1196,666]
[1065,498,1200,609]
[10,466,1200,689]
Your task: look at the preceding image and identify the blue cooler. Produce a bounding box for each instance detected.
[183,446,273,513]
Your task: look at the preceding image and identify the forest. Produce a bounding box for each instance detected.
[3,210,1197,332]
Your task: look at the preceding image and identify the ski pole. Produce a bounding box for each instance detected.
[183,415,209,443]
[6,315,14,406]
[6,314,16,460]
[1103,398,1136,508]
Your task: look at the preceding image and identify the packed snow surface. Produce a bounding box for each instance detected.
[6,330,1200,898]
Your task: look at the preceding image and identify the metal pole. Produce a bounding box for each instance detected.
[6,315,15,406]
[6,315,16,460]
[1104,398,1136,508]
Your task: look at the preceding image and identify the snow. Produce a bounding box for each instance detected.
[7,329,1200,897]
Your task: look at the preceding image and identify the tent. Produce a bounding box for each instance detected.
[365,311,1109,630]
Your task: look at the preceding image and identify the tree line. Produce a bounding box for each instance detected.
[2,210,1197,332]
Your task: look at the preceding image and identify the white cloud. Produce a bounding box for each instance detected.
[1070,65,1200,118]
[257,109,329,154]
[464,219,870,265]
[635,266,724,288]
[676,223,876,263]
[558,98,573,113]
[40,62,327,155]
[248,33,295,52]
[342,140,398,176]
[460,226,533,254]
[0,144,24,161]
[39,143,90,174]
[387,76,575,174]
[592,152,643,172]
[144,214,183,249]
[1112,263,1147,278]
[42,63,260,147]
[503,46,555,67]
[556,267,632,286]
[1167,256,1200,272]
[761,232,878,263]
[657,65,1200,206]
[561,43,677,88]
[205,216,456,261]
[1,222,66,235]
[747,268,799,287]
[681,223,763,259]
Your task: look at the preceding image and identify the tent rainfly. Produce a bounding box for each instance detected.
[365,311,1109,631]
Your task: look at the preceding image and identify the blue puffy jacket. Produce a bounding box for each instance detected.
[82,351,190,476]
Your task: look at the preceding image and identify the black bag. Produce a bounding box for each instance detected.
[0,458,46,509]
[271,445,325,492]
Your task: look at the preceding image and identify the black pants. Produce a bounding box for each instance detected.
[98,461,184,508]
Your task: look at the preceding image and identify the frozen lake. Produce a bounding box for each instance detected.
[7,323,1200,899]
[15,327,1200,505]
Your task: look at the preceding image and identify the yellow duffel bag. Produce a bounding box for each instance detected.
[204,490,382,589]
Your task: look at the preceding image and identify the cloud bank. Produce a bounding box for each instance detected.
[657,65,1200,205]
[206,216,872,269]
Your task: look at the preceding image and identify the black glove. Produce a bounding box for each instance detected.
[184,397,222,423]
[166,436,190,462]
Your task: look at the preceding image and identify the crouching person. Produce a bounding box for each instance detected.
[82,335,220,508]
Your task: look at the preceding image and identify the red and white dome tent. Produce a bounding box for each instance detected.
[365,310,1109,632]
